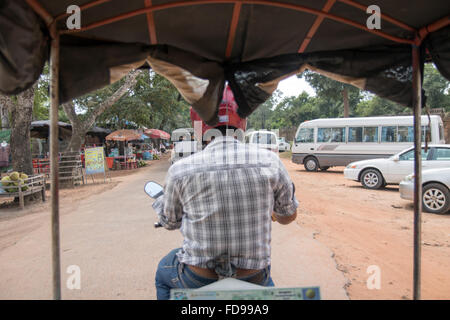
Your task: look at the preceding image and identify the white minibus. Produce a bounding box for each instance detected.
[292,115,445,171]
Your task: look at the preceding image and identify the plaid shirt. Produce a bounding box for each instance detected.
[153,136,298,270]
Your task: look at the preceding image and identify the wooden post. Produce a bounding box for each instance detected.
[18,181,24,209]
[412,44,422,300]
[42,176,46,202]
[50,27,62,300]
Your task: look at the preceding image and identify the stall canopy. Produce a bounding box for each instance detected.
[144,129,170,140]
[105,129,142,142]
[0,1,449,126]
[30,120,111,140]
[30,120,72,140]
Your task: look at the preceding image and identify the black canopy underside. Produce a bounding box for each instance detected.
[1,0,449,125]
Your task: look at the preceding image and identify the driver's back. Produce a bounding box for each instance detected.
[157,135,298,270]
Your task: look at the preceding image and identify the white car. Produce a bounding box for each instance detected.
[278,137,290,152]
[344,144,450,190]
[399,168,450,214]
[245,130,279,153]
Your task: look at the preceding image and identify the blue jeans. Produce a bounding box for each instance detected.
[155,248,275,300]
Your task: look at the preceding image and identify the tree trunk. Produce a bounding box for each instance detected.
[66,124,87,152]
[159,117,168,130]
[342,87,349,118]
[1,87,35,175]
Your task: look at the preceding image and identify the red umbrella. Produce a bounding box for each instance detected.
[144,129,170,140]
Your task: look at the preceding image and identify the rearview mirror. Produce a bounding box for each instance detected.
[144,181,164,199]
[392,155,400,161]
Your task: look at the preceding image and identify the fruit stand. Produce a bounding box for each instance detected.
[0,172,46,209]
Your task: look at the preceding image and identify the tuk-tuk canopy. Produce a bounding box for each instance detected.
[1,0,448,301]
[0,1,449,126]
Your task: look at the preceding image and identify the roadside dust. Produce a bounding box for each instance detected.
[282,158,450,300]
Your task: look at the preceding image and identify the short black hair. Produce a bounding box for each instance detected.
[215,125,238,136]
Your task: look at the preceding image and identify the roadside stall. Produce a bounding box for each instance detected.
[144,129,171,156]
[2,0,449,300]
[105,129,142,170]
[30,120,72,158]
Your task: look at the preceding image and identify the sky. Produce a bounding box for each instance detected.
[277,74,315,99]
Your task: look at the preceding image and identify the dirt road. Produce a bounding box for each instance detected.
[0,158,348,299]
[283,159,450,300]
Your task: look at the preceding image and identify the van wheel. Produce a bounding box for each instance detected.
[422,183,450,214]
[360,169,384,190]
[304,157,319,172]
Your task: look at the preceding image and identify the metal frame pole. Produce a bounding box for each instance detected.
[411,44,422,300]
[50,27,62,300]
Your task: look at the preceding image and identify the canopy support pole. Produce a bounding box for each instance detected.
[411,44,422,301]
[50,27,62,300]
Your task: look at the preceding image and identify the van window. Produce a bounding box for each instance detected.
[318,128,345,143]
[381,126,397,142]
[348,127,363,142]
[296,128,314,143]
[421,125,431,142]
[397,126,413,142]
[363,127,378,142]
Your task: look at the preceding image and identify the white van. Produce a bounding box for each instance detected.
[292,115,445,171]
[245,130,278,153]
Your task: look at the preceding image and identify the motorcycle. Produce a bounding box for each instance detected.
[144,181,321,300]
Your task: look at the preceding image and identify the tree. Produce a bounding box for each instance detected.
[423,63,450,111]
[0,85,35,174]
[354,94,408,117]
[298,71,362,117]
[247,90,282,129]
[96,71,191,133]
[62,70,141,151]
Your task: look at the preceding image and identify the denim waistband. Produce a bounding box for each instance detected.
[182,263,270,286]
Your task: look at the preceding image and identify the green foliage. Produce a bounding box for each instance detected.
[248,63,448,132]
[96,71,191,131]
[28,63,449,135]
[33,64,49,120]
[247,90,281,129]
[298,70,362,117]
[423,63,450,111]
